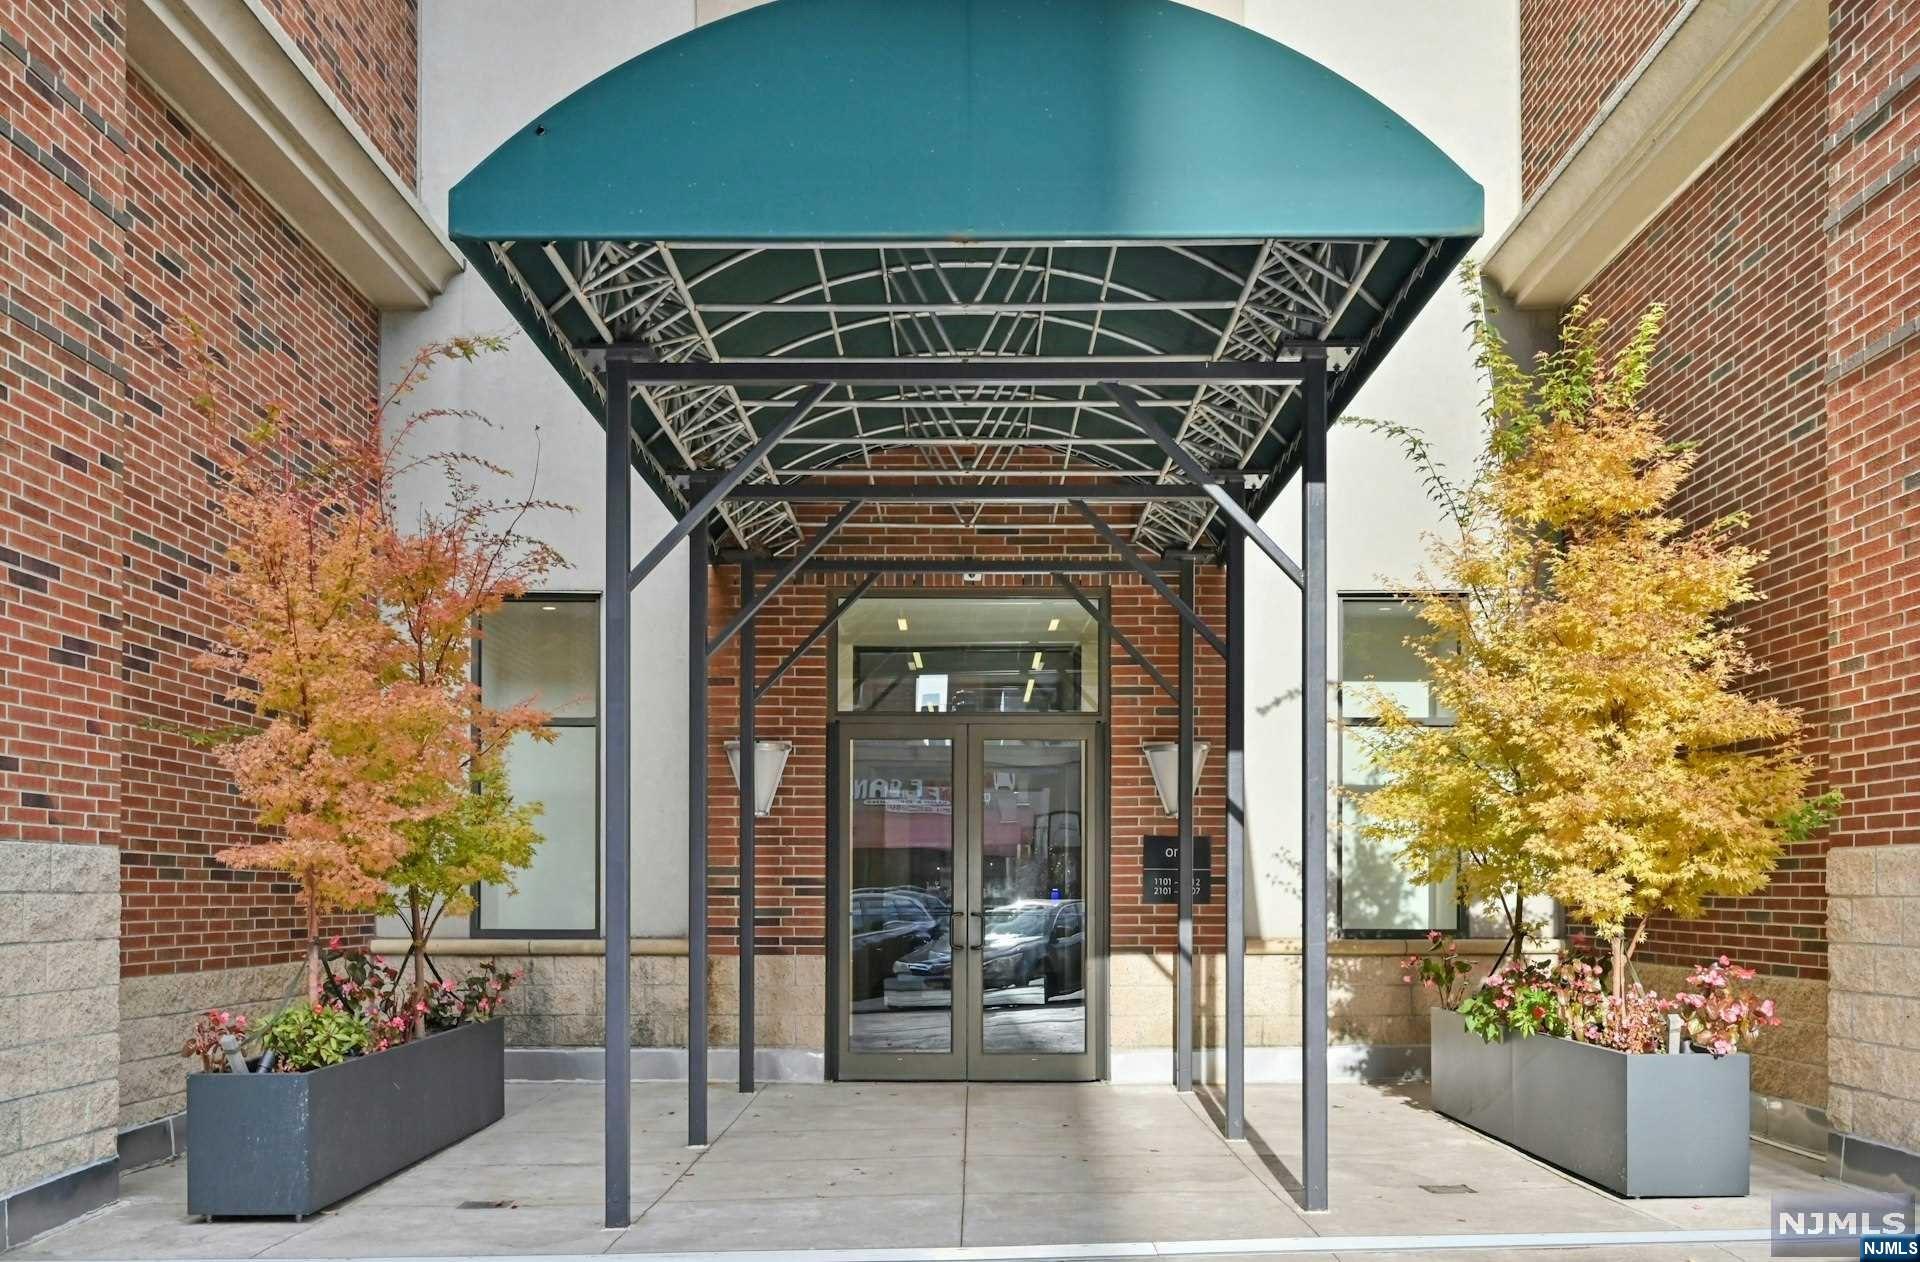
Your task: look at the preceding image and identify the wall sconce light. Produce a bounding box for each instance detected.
[1141,740,1211,816]
[724,739,793,817]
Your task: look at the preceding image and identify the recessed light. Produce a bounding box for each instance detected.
[1023,678,1036,704]
[910,651,923,670]
[1030,650,1044,670]
[1047,618,1061,631]
[541,605,558,612]
[896,616,910,631]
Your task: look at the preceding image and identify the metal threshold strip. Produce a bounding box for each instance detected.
[231,1226,1774,1262]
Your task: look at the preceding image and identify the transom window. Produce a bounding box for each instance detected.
[835,595,1100,715]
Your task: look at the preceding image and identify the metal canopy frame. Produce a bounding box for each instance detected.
[473,231,1467,557]
[600,348,1335,1226]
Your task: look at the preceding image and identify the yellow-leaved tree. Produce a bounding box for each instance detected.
[1353,276,1832,994]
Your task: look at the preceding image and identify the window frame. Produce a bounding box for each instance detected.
[469,591,603,940]
[1334,591,1464,941]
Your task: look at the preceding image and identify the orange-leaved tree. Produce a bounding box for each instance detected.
[380,371,564,1032]
[1351,277,1833,994]
[192,328,561,1005]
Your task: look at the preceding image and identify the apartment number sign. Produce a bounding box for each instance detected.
[1141,836,1212,904]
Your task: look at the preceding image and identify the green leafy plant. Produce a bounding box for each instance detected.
[260,1003,369,1071]
[318,942,521,1053]
[180,1009,252,1072]
[1422,932,1776,1055]
[1400,930,1477,1010]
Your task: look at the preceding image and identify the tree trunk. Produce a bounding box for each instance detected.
[1610,935,1626,1003]
[409,889,428,1041]
[305,885,322,1005]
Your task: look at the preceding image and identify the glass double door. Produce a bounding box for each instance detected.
[837,721,1098,1081]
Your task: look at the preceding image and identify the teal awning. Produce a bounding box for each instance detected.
[448,0,1482,553]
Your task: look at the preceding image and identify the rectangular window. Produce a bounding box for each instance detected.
[475,596,599,935]
[835,594,1100,715]
[1337,595,1459,936]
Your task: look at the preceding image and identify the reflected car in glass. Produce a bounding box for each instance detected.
[883,898,1083,1008]
[849,887,947,1001]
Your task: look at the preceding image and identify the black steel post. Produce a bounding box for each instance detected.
[1302,355,1330,1211]
[688,525,711,1146]
[1177,556,1195,1094]
[738,559,756,1095]
[1225,491,1247,1141]
[602,363,633,1228]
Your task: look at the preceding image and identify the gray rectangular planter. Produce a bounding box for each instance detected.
[1429,1008,1750,1197]
[188,1017,505,1217]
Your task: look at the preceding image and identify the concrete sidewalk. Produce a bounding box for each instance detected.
[8,1081,1827,1259]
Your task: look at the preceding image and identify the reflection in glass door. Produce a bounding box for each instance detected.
[973,735,1090,1077]
[837,722,1099,1082]
[842,734,966,1078]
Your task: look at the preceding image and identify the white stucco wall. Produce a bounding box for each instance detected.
[1238,1,1523,938]
[383,2,706,936]
[384,0,1523,940]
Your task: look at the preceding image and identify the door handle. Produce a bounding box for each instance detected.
[950,911,970,952]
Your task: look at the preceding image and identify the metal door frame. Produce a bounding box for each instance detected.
[964,720,1103,1083]
[831,716,1105,1082]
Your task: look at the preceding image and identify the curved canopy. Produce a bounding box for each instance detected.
[449,0,1482,553]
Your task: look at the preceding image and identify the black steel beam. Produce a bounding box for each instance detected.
[1100,382,1305,588]
[755,574,878,704]
[602,360,633,1228]
[1302,357,1330,1212]
[1072,501,1228,658]
[737,560,755,1096]
[627,382,830,592]
[724,482,1213,503]
[1051,574,1175,702]
[715,555,1204,576]
[707,501,861,658]
[605,357,1312,387]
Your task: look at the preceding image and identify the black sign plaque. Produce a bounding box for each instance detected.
[1142,835,1212,905]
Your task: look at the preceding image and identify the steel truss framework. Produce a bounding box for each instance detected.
[600,350,1334,1229]
[484,235,1453,553]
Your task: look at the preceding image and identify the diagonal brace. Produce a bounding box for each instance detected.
[1100,382,1305,589]
[756,573,879,703]
[709,500,861,658]
[628,381,831,592]
[1051,573,1176,702]
[1072,500,1227,659]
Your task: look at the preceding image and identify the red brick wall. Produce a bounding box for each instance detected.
[2,3,386,978]
[700,494,1229,959]
[116,73,382,977]
[2,0,134,853]
[260,0,417,183]
[1822,0,1920,862]
[1580,66,1831,978]
[1520,0,1682,197]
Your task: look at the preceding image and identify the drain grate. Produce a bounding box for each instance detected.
[457,1199,521,1209]
[1419,1183,1476,1195]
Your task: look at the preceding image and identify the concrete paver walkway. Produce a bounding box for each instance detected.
[9,1081,1828,1259]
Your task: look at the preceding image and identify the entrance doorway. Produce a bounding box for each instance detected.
[834,720,1101,1081]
